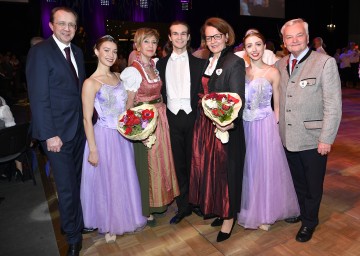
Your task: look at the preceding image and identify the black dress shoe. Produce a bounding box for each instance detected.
[169,211,192,224]
[82,227,98,234]
[192,207,204,217]
[67,241,82,256]
[14,169,24,182]
[216,220,235,242]
[211,217,224,227]
[284,216,301,223]
[296,226,314,242]
[203,213,217,220]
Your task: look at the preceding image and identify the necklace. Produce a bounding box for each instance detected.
[136,54,154,69]
[135,55,159,79]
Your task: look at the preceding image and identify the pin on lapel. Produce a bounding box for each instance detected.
[299,81,307,88]
[216,69,223,76]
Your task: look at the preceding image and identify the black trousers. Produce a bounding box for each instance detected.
[41,126,85,244]
[167,109,196,214]
[285,148,327,229]
[350,62,359,85]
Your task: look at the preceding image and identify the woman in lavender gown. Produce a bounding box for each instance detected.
[80,35,146,243]
[237,31,299,230]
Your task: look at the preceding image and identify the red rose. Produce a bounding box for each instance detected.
[126,115,141,126]
[206,92,218,100]
[222,104,230,110]
[227,94,240,104]
[126,109,135,117]
[124,126,132,135]
[212,109,220,116]
[216,94,226,101]
[212,109,225,116]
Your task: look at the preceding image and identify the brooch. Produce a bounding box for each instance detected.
[299,81,307,88]
[215,69,223,76]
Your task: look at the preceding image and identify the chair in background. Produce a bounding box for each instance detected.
[0,122,36,185]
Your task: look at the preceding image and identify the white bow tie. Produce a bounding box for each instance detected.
[171,53,186,61]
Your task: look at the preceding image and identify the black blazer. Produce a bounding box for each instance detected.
[26,36,86,143]
[156,51,206,113]
[203,47,245,107]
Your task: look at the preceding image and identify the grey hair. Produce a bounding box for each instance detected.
[280,18,309,37]
[0,96,6,106]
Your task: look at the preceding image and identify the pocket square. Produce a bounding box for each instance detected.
[215,69,223,76]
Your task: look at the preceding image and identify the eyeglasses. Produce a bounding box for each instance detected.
[53,22,77,30]
[205,33,224,42]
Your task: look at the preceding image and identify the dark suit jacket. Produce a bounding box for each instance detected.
[157,51,206,113]
[204,47,245,104]
[26,36,86,143]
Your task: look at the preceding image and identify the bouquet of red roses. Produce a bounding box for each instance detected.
[202,92,242,143]
[118,104,158,148]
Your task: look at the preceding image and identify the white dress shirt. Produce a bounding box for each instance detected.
[52,35,78,75]
[165,51,191,114]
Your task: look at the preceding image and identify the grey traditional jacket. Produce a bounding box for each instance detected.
[275,50,342,151]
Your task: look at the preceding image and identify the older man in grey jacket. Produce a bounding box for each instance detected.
[275,18,342,243]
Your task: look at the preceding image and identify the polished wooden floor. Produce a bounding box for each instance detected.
[40,87,360,256]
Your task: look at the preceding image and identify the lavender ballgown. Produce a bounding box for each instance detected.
[81,80,147,235]
[238,76,300,229]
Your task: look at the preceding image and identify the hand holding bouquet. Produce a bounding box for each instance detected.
[118,104,158,148]
[202,92,242,143]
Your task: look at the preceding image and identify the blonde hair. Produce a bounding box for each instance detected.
[134,28,160,50]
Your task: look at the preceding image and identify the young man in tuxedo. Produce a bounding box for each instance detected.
[157,21,205,224]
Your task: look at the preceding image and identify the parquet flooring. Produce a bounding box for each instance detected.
[42,87,360,256]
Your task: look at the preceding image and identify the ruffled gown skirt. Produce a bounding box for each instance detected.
[190,108,245,218]
[238,112,300,229]
[81,125,147,235]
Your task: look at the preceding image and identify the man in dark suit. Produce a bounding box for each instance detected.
[157,21,205,224]
[26,7,87,256]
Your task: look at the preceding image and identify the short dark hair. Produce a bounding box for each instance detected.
[201,17,235,46]
[168,20,191,49]
[50,6,78,24]
[93,35,117,51]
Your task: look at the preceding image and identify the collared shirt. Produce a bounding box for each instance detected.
[165,51,191,115]
[348,49,359,63]
[52,35,78,75]
[0,96,16,128]
[290,47,310,74]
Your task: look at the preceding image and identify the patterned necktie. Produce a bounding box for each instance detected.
[64,47,78,82]
[291,59,297,73]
